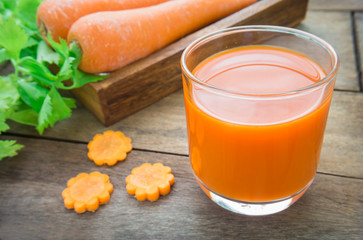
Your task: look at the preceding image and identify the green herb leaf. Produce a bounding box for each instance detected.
[0,47,11,64]
[0,119,9,132]
[47,36,70,60]
[37,40,60,65]
[56,57,74,81]
[18,56,59,87]
[48,87,75,120]
[0,140,24,160]
[0,0,14,21]
[36,87,75,134]
[20,38,40,59]
[17,79,48,112]
[63,97,77,109]
[0,76,19,113]
[9,107,38,126]
[0,0,107,159]
[17,0,41,30]
[0,17,28,60]
[70,70,108,89]
[25,37,39,47]
[61,42,109,88]
[0,1,5,13]
[69,41,82,62]
[38,37,109,89]
[1,0,17,11]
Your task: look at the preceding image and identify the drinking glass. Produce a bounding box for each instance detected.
[180,25,339,216]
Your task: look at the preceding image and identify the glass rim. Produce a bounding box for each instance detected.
[180,25,340,96]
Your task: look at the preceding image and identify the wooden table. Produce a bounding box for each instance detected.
[1,1,362,239]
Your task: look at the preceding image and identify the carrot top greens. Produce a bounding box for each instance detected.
[0,0,107,160]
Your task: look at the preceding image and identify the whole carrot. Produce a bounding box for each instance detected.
[67,0,257,74]
[37,0,171,42]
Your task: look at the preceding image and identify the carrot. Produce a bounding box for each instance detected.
[125,163,175,202]
[87,130,132,166]
[67,0,257,73]
[62,172,114,213]
[36,0,171,42]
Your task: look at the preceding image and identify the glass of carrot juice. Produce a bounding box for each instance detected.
[181,25,339,216]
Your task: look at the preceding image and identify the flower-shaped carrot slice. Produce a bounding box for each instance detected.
[125,163,175,202]
[62,172,113,213]
[88,130,132,166]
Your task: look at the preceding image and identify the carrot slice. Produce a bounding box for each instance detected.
[87,130,132,166]
[62,172,113,213]
[125,163,175,202]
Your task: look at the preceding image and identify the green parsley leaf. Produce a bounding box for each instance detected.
[17,79,48,112]
[0,140,24,160]
[18,56,59,87]
[60,42,108,89]
[0,1,5,13]
[56,57,74,81]
[48,87,75,120]
[0,76,19,113]
[36,87,75,134]
[63,97,77,109]
[0,0,14,21]
[24,37,40,49]
[37,40,60,65]
[0,47,11,64]
[36,91,55,134]
[20,37,40,60]
[0,17,28,60]
[0,119,9,132]
[69,70,108,89]
[0,0,107,159]
[17,0,41,30]
[1,0,17,11]
[47,36,70,60]
[9,107,38,126]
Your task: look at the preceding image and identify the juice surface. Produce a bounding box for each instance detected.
[184,46,333,202]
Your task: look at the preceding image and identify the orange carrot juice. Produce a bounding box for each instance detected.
[183,46,333,202]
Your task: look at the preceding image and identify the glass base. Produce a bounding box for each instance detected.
[196,177,313,216]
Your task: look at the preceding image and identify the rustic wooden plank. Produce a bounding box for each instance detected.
[0,61,14,76]
[320,91,363,178]
[308,0,363,11]
[73,0,309,126]
[7,90,363,179]
[296,11,359,91]
[8,90,189,154]
[355,12,363,89]
[0,63,6,71]
[0,136,362,239]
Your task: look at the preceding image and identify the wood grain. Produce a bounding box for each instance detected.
[7,90,363,179]
[320,91,363,178]
[308,0,363,11]
[72,0,309,126]
[355,12,363,90]
[1,4,362,239]
[0,62,14,76]
[0,136,362,240]
[296,10,359,91]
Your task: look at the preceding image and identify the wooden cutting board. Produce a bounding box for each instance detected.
[72,0,309,126]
